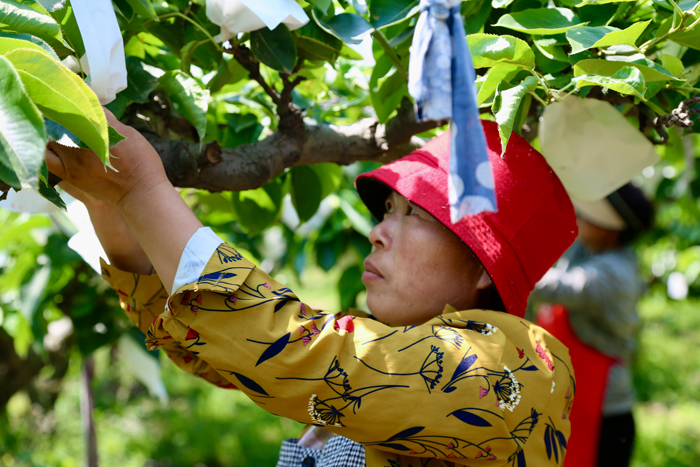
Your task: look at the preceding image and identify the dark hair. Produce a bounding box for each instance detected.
[607,183,655,246]
[483,287,506,313]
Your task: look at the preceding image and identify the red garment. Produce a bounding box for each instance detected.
[537,304,617,467]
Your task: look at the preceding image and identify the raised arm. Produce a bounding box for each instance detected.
[45,109,202,293]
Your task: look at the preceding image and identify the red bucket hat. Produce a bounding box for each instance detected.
[355,120,577,318]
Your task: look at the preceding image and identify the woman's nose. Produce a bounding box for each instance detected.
[369,216,393,250]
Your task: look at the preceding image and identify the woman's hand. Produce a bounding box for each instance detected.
[45,108,170,211]
[46,107,203,293]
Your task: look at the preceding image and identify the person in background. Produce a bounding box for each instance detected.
[529,183,654,467]
[45,110,578,467]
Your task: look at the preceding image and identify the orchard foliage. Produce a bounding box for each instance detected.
[1,0,700,429]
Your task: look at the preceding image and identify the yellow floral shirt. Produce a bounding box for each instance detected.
[101,241,575,467]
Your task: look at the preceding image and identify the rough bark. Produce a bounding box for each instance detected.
[144,100,447,193]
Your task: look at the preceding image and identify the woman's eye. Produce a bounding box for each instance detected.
[407,206,417,215]
[385,201,393,213]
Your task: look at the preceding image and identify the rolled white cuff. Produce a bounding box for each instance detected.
[172,227,225,293]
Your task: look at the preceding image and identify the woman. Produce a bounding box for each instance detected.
[46,110,577,466]
[530,184,654,467]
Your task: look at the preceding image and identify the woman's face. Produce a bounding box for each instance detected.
[362,191,492,325]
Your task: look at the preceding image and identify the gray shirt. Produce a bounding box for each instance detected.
[529,241,644,415]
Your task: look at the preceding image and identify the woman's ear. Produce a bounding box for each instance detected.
[476,267,493,290]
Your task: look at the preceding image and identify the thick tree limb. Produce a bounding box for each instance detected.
[151,100,447,192]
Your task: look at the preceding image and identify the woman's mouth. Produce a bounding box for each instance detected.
[362,260,383,282]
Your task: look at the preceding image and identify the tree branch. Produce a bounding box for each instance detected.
[653,95,700,129]
[150,101,447,192]
[224,43,306,136]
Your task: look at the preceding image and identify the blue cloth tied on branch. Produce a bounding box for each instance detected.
[408,0,496,223]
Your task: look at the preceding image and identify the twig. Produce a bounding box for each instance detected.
[0,180,10,201]
[224,43,307,135]
[371,31,409,82]
[149,12,222,52]
[653,95,700,129]
[224,43,282,105]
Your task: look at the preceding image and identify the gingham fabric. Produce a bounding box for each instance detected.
[275,436,366,467]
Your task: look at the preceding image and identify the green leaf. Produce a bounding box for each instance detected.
[180,39,204,73]
[121,56,160,103]
[37,175,66,210]
[464,0,492,35]
[295,14,343,62]
[113,0,135,22]
[565,20,650,53]
[0,33,58,59]
[158,70,209,141]
[533,37,569,62]
[369,0,419,30]
[492,76,538,152]
[493,8,585,35]
[371,68,408,123]
[220,113,263,148]
[0,0,63,48]
[314,11,373,45]
[49,2,84,56]
[3,47,109,164]
[0,55,46,190]
[46,119,126,149]
[0,158,21,189]
[575,0,635,5]
[339,197,373,237]
[251,24,297,73]
[468,33,535,69]
[313,163,342,199]
[591,20,650,48]
[574,66,647,99]
[670,26,700,50]
[338,264,363,310]
[573,58,677,82]
[307,0,332,15]
[660,54,684,76]
[290,166,323,223]
[124,0,158,21]
[533,45,571,73]
[231,177,285,236]
[492,0,518,9]
[477,65,519,106]
[208,57,249,93]
[339,44,363,60]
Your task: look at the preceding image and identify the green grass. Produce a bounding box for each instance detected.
[630,291,700,467]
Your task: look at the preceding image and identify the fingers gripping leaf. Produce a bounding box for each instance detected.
[1,47,109,164]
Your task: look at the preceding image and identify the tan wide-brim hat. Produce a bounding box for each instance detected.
[539,97,659,202]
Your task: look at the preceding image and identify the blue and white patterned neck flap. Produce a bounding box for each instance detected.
[408,0,497,223]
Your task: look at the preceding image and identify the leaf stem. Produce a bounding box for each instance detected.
[151,12,222,52]
[554,80,577,100]
[529,90,549,107]
[607,2,629,26]
[666,0,685,19]
[528,69,550,96]
[668,85,700,94]
[640,9,690,53]
[371,30,409,82]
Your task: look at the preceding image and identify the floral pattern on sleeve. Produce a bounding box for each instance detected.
[107,243,575,467]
